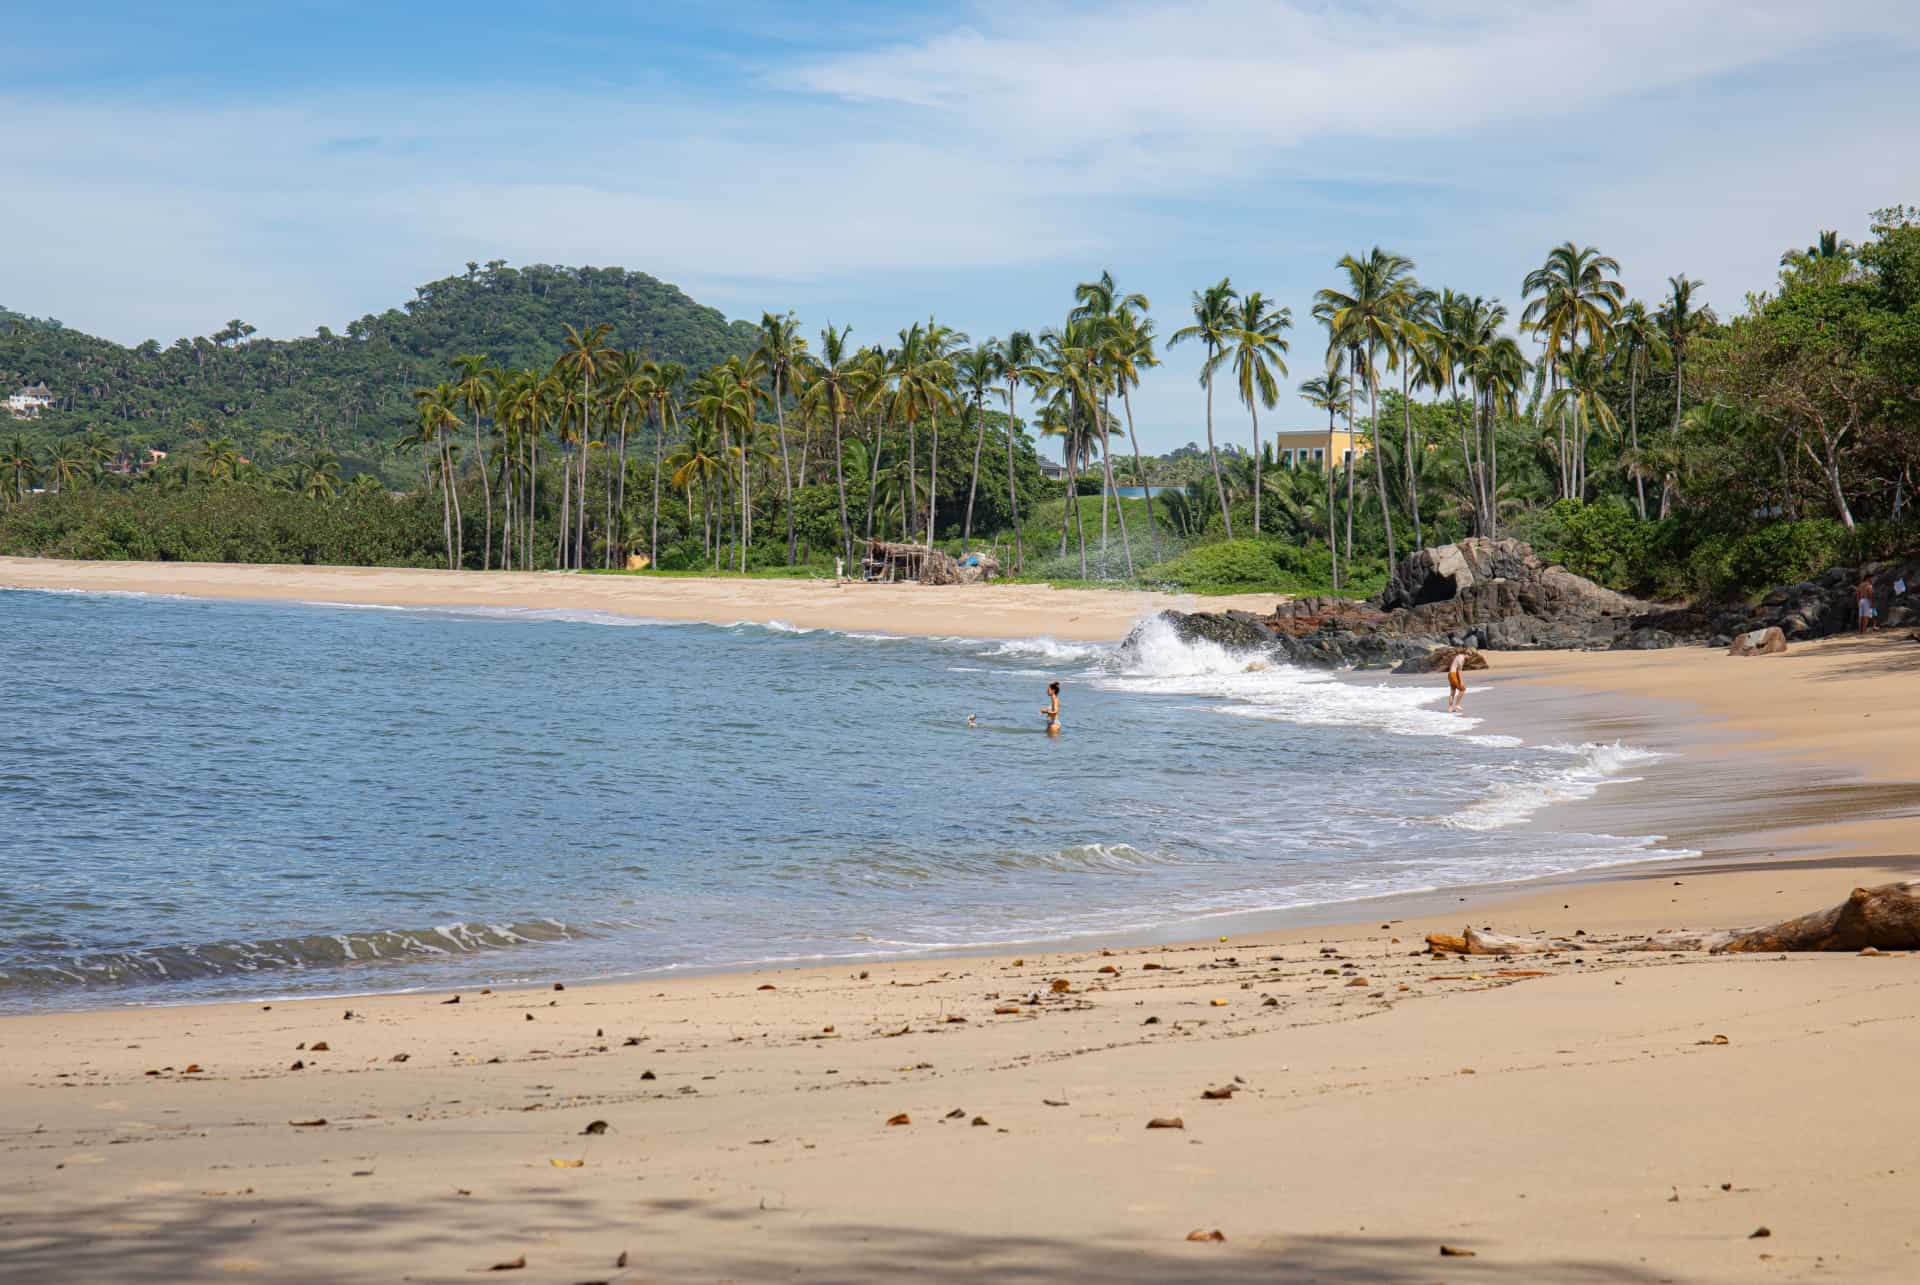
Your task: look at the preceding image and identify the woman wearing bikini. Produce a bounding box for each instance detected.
[1041,681,1061,736]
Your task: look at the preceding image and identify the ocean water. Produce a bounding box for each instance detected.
[0,588,1678,1012]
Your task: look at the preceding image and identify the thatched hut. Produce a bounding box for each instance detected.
[863,540,965,585]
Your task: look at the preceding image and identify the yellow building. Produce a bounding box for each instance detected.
[1270,428,1369,469]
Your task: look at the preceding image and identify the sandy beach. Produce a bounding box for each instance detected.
[5,563,1920,1282]
[0,557,1283,642]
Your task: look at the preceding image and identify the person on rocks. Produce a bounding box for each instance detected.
[1446,651,1469,714]
[1858,576,1878,633]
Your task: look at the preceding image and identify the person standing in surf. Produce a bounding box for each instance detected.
[1041,681,1061,736]
[1446,652,1468,715]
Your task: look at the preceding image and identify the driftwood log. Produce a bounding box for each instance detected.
[1715,881,1920,953]
[1425,927,1551,956]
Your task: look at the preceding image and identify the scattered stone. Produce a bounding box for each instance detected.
[640,1071,656,1081]
[1749,1227,1772,1239]
[1050,979,1072,993]
[1200,1087,1234,1100]
[309,1042,330,1052]
[1146,1117,1185,1130]
[1439,1244,1477,1258]
[580,1120,608,1136]
[886,1113,911,1127]
[1185,1229,1225,1242]
[971,1116,989,1127]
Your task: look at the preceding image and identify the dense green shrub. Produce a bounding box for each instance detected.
[1723,520,1848,595]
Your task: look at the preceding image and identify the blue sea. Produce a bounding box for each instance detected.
[0,588,1676,1012]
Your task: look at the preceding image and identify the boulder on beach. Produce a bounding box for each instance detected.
[1728,626,1788,657]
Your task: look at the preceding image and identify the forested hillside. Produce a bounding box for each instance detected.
[0,263,754,479]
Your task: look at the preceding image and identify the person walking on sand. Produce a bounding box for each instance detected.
[1041,681,1062,736]
[1446,651,1469,714]
[1858,575,1878,633]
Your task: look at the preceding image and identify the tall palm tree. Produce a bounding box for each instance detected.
[300,453,342,501]
[1106,304,1161,565]
[1168,278,1240,537]
[1297,367,1350,588]
[1521,243,1623,500]
[450,354,495,569]
[1227,291,1291,537]
[801,326,857,566]
[1462,308,1527,538]
[1315,248,1417,567]
[1394,289,1435,548]
[755,311,808,564]
[1071,271,1150,572]
[0,435,37,502]
[1611,301,1670,519]
[607,352,652,567]
[1543,345,1620,495]
[919,318,964,547]
[996,331,1040,574]
[556,322,615,569]
[648,361,685,568]
[956,342,999,554]
[1656,275,1714,456]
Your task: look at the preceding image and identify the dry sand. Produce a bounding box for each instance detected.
[5,562,1920,1282]
[0,556,1282,641]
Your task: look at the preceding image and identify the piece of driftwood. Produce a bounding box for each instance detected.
[1425,927,1550,955]
[1715,881,1920,953]
[1728,626,1787,657]
[1626,930,1734,952]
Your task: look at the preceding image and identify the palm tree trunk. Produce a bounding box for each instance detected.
[1344,353,1358,567]
[1401,362,1422,549]
[924,393,940,549]
[961,396,987,553]
[906,419,919,542]
[774,372,797,565]
[864,415,883,549]
[444,436,464,569]
[527,432,538,569]
[832,404,852,569]
[1325,401,1339,590]
[1203,355,1233,538]
[1120,386,1157,567]
[1486,387,1501,539]
[1366,343,1397,568]
[1004,384,1024,575]
[651,404,666,568]
[1072,430,1089,579]
[1628,365,1645,520]
[1250,400,1263,537]
[1057,438,1073,558]
[1099,410,1132,577]
[557,446,572,569]
[474,413,492,571]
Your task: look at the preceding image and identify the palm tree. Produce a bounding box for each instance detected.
[1395,290,1435,548]
[667,414,724,559]
[300,453,342,501]
[607,352,652,568]
[555,322,615,569]
[44,442,89,494]
[1297,366,1350,588]
[1611,301,1670,519]
[409,384,463,568]
[1106,305,1162,565]
[802,325,857,566]
[997,331,1040,574]
[450,354,495,569]
[919,318,964,547]
[1462,308,1527,537]
[1656,275,1714,456]
[755,312,808,564]
[1227,291,1291,537]
[1168,278,1240,537]
[0,435,36,502]
[1316,248,1417,567]
[648,361,686,567]
[956,342,999,554]
[1544,345,1620,493]
[1521,243,1623,500]
[1781,229,1854,267]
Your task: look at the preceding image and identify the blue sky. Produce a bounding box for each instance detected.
[4,1,1917,450]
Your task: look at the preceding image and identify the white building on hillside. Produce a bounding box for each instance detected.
[6,383,53,419]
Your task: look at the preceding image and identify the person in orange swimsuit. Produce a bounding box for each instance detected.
[1446,651,1468,714]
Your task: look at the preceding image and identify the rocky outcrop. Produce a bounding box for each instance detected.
[1375,539,1652,651]
[1728,626,1788,656]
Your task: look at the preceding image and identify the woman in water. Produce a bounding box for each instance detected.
[1041,681,1061,735]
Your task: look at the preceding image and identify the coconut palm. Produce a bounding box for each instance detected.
[1315,248,1417,567]
[997,331,1040,574]
[1297,366,1351,588]
[1656,275,1714,452]
[1611,301,1670,519]
[555,322,615,569]
[1168,278,1240,537]
[409,383,463,567]
[1394,290,1435,548]
[1226,291,1291,537]
[450,353,495,568]
[1106,304,1162,564]
[300,453,342,501]
[801,325,858,566]
[1543,345,1620,494]
[1459,299,1527,537]
[1521,243,1623,499]
[755,311,808,565]
[0,435,37,502]
[956,342,999,554]
[606,352,652,567]
[648,361,685,567]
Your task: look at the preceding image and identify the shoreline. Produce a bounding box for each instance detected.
[8,572,1920,1278]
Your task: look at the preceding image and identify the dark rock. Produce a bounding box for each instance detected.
[1392,647,1490,675]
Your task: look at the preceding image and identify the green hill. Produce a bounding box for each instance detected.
[0,262,755,477]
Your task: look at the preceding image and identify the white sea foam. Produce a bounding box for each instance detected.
[981,636,1107,663]
[1443,742,1666,831]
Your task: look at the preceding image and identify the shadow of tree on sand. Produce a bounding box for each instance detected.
[0,1187,1681,1284]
